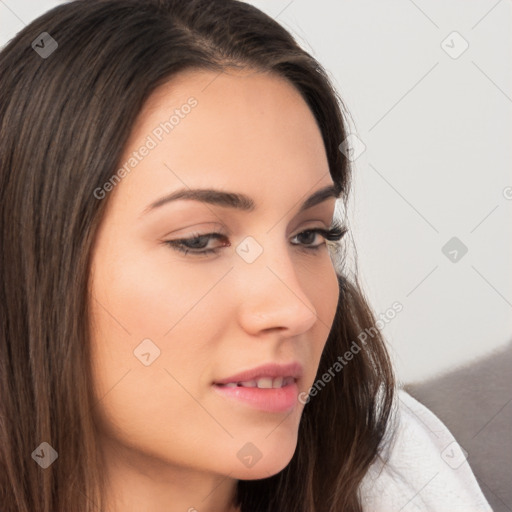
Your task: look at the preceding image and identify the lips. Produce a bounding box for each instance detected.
[213,362,303,387]
[212,362,303,413]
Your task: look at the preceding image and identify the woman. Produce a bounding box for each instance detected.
[0,1,493,511]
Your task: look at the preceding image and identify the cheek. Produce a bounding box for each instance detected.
[87,250,227,467]
[302,257,340,378]
[87,237,231,401]
[89,240,220,342]
[308,254,340,331]
[90,366,229,473]
[318,260,340,326]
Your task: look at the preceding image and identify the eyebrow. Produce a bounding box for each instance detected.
[141,183,340,217]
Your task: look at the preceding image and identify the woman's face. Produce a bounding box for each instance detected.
[88,68,340,482]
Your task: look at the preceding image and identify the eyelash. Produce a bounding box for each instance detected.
[163,219,347,257]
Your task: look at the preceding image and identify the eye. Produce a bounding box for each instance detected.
[162,220,346,258]
[291,220,347,252]
[163,232,230,257]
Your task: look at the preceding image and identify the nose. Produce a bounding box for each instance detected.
[236,244,319,337]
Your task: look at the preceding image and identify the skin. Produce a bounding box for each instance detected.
[88,67,340,512]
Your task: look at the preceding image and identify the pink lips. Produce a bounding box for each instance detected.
[213,362,303,385]
[212,362,303,413]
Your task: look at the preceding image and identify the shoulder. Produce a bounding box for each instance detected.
[358,388,494,512]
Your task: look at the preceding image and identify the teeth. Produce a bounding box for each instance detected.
[272,377,283,388]
[256,377,273,389]
[238,380,257,387]
[218,377,294,388]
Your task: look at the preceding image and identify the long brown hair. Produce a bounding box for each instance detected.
[0,1,395,510]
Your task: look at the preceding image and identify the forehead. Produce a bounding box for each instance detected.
[110,67,331,215]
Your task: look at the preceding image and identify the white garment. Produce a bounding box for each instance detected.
[358,388,493,512]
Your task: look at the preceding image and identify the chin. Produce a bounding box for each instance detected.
[231,439,298,481]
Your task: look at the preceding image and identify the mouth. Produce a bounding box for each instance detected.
[212,362,302,413]
[215,376,296,389]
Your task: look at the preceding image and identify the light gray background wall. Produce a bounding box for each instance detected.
[1,0,510,384]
